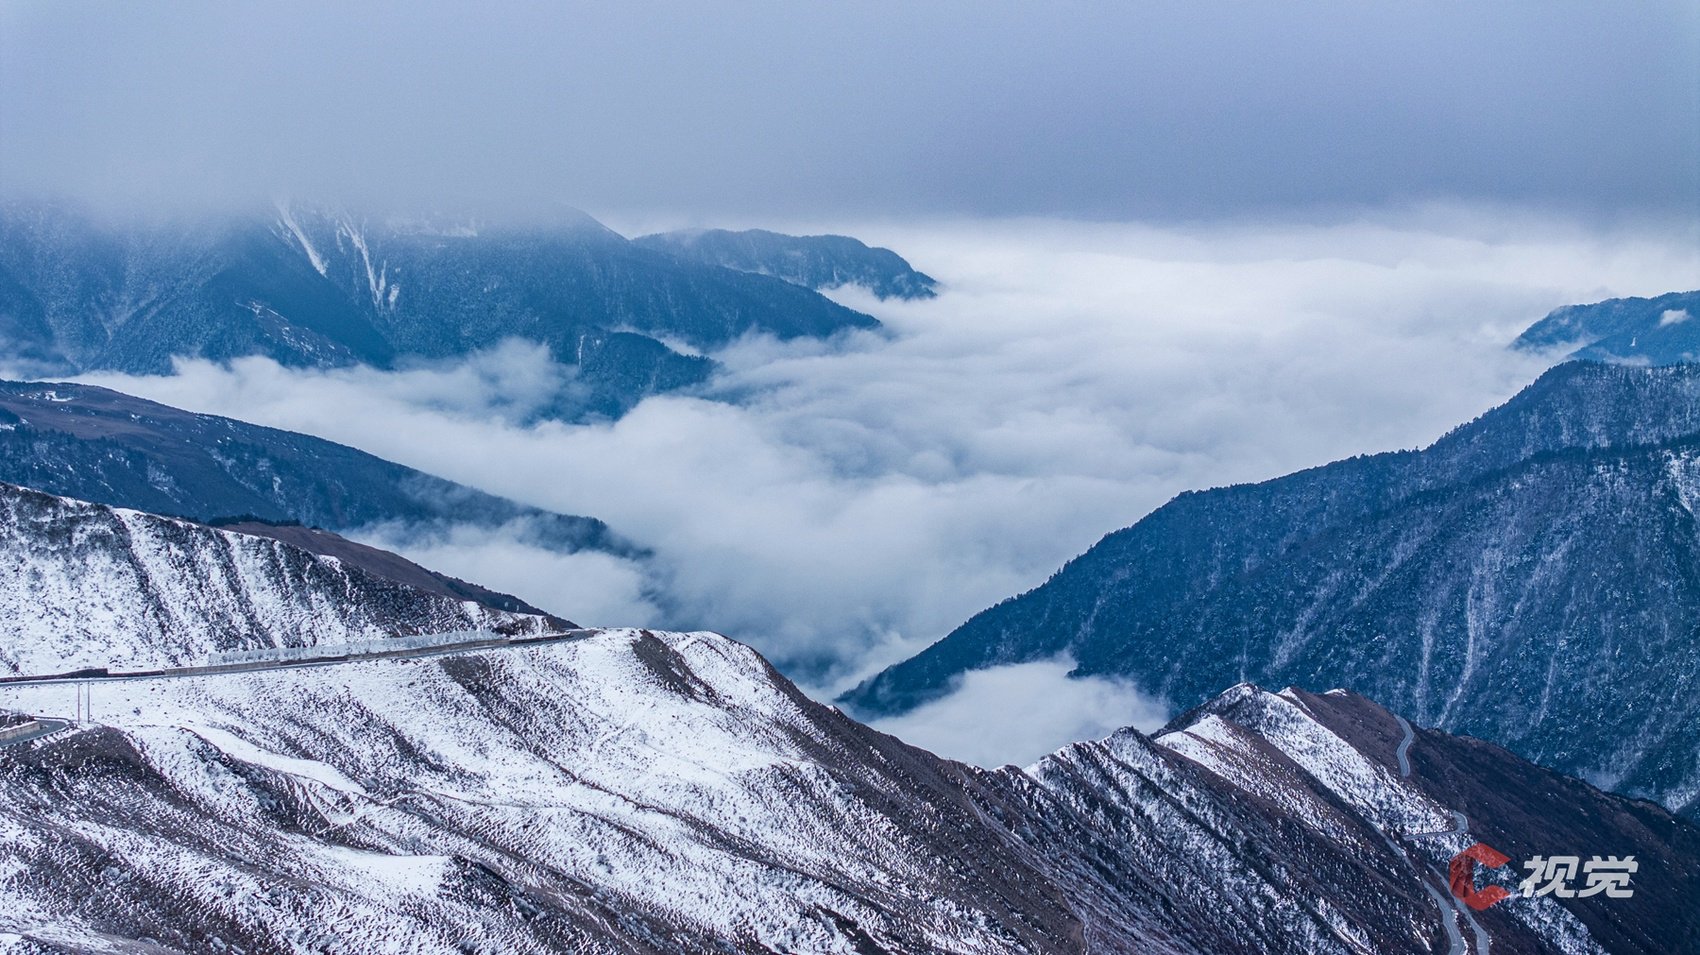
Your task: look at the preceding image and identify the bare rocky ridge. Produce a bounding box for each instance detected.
[209,520,564,620]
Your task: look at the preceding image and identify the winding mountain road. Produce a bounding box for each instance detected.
[1393,713,1489,955]
[0,718,70,749]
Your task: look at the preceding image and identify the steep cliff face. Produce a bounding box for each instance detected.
[1,627,1691,954]
[843,362,1700,815]
[0,482,562,675]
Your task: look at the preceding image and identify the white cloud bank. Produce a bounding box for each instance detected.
[865,657,1171,769]
[348,519,660,629]
[69,211,1700,764]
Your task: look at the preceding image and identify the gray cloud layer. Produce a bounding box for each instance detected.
[3,2,1695,221]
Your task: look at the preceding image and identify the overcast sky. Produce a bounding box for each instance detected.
[3,1,1696,223]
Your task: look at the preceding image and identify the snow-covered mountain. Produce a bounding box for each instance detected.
[842,361,1700,816]
[1,627,1692,953]
[0,201,880,419]
[0,482,564,676]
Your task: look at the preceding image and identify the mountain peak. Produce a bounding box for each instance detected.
[0,199,879,418]
[274,197,623,241]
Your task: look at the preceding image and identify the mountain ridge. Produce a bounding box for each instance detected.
[1514,290,1700,365]
[0,379,635,567]
[0,480,567,676]
[0,483,1691,952]
[2,627,1690,953]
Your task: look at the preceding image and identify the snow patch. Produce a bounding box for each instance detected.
[275,201,328,277]
[183,723,372,796]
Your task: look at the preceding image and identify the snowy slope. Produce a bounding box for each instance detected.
[0,482,561,675]
[1,629,1692,954]
[0,632,1096,953]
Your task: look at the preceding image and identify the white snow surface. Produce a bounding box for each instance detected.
[0,483,552,675]
[276,202,329,277]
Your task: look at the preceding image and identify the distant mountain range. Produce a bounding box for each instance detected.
[0,201,885,418]
[0,515,1690,952]
[844,360,1700,817]
[0,380,631,564]
[1515,289,1700,365]
[635,227,939,300]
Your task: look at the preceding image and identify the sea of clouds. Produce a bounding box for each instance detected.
[73,210,1698,764]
